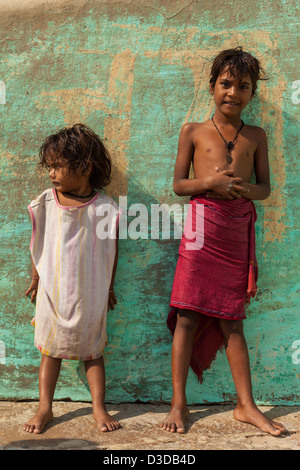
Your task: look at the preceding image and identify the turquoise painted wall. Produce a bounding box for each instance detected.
[0,0,299,404]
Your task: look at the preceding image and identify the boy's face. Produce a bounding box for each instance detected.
[210,68,254,117]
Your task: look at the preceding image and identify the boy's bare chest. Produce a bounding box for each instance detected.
[194,129,256,160]
[192,133,257,178]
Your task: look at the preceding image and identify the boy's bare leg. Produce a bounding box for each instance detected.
[84,357,119,432]
[24,355,61,433]
[219,319,285,436]
[161,310,200,433]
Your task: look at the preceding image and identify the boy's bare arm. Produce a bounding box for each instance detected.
[240,127,270,200]
[173,124,208,196]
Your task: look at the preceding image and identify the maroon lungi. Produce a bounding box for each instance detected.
[168,195,258,382]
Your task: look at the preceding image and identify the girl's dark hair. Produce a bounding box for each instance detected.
[39,123,111,189]
[209,46,267,95]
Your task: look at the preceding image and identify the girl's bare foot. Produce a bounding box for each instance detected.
[161,406,189,433]
[24,409,53,434]
[233,404,285,436]
[93,406,120,432]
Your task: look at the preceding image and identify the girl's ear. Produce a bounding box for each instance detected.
[209,83,215,95]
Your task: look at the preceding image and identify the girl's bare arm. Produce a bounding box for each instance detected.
[25,255,39,303]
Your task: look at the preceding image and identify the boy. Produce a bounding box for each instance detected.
[161,48,285,436]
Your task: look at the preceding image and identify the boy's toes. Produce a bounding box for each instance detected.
[270,421,285,435]
[33,426,43,434]
[99,422,109,432]
[260,418,285,436]
[24,423,42,434]
[97,419,119,432]
[170,423,176,433]
[176,425,185,434]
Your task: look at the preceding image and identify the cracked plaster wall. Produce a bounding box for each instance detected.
[0,0,299,404]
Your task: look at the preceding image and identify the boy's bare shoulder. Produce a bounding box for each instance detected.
[244,123,267,138]
[180,120,211,137]
[181,120,210,130]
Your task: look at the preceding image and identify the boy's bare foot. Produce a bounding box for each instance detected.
[93,407,120,432]
[24,409,53,434]
[233,404,285,436]
[161,406,189,433]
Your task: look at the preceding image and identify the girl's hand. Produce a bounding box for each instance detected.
[25,279,39,303]
[108,288,117,310]
[208,167,249,200]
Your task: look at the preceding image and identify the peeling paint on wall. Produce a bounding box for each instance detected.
[0,0,299,404]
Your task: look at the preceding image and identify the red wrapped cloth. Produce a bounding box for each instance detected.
[168,195,258,382]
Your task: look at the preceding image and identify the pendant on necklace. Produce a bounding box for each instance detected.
[212,116,244,164]
[226,142,234,163]
[226,152,233,164]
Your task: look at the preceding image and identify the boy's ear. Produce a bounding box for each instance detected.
[209,83,215,95]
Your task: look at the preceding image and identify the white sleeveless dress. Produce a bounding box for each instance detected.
[28,188,119,360]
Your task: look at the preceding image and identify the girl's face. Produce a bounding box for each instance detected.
[46,156,91,194]
[210,68,253,117]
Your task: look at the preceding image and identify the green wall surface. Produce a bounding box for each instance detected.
[0,0,299,405]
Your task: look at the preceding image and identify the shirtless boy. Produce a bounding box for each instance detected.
[161,47,285,436]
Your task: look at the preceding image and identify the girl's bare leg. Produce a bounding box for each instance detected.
[24,355,61,433]
[84,357,119,432]
[161,309,200,433]
[219,319,285,436]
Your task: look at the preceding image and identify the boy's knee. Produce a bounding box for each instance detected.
[219,319,244,336]
[177,309,200,331]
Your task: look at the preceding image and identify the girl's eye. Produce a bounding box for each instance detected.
[46,163,61,170]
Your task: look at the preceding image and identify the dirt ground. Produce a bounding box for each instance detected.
[0,401,299,451]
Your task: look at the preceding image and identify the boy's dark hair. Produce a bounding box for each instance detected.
[39,123,111,189]
[209,46,267,95]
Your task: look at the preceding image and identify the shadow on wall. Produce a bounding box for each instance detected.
[75,163,182,402]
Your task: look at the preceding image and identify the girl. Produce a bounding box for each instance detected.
[24,123,120,433]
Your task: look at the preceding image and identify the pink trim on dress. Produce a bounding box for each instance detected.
[28,205,36,250]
